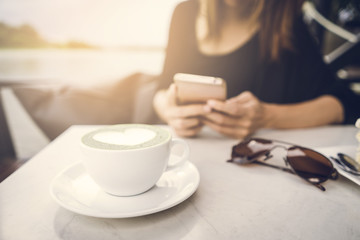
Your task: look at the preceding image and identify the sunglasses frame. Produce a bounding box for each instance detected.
[228,138,338,191]
[331,153,360,176]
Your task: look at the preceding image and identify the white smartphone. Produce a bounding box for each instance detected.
[173,73,227,105]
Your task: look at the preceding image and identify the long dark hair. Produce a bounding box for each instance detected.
[200,0,305,61]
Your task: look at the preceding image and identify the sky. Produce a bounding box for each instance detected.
[0,0,183,47]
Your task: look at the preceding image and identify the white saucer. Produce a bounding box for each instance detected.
[50,161,200,218]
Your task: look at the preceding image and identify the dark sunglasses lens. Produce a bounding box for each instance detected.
[286,147,333,183]
[232,138,274,161]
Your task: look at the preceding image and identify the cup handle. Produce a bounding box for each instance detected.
[166,138,190,171]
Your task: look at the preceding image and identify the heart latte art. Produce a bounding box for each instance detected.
[81,124,170,150]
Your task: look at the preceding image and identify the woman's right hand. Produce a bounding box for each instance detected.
[153,84,207,137]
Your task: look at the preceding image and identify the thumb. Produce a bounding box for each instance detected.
[226,91,254,104]
[166,83,178,106]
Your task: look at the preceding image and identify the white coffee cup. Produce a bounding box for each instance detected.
[80,124,190,196]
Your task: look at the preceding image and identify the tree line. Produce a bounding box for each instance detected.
[0,22,95,49]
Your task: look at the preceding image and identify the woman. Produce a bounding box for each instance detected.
[153,0,359,138]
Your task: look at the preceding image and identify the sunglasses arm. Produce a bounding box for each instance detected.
[313,183,326,191]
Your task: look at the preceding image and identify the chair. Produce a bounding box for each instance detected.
[0,83,26,182]
[0,73,162,181]
[0,89,16,159]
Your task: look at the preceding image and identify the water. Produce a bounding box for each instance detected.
[0,49,165,86]
[0,49,165,158]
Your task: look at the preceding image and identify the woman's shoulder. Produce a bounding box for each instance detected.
[174,0,198,11]
[168,0,198,39]
[172,0,198,20]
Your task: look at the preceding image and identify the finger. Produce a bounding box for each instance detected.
[203,120,251,139]
[226,91,254,104]
[166,84,177,106]
[206,99,247,116]
[204,112,254,129]
[168,104,207,119]
[207,91,259,116]
[170,117,202,130]
[203,111,238,127]
[173,125,203,138]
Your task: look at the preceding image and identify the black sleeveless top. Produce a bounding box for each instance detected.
[158,0,360,124]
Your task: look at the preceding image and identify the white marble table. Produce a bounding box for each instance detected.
[1,125,360,240]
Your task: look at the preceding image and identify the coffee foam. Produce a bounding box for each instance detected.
[82,124,170,150]
[93,128,156,146]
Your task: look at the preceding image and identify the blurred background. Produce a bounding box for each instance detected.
[306,0,360,86]
[1,0,359,87]
[0,0,183,179]
[0,0,183,86]
[0,0,359,180]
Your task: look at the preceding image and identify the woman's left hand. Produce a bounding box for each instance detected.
[202,91,269,139]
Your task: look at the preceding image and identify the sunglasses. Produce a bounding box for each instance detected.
[228,138,338,191]
[331,153,360,176]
